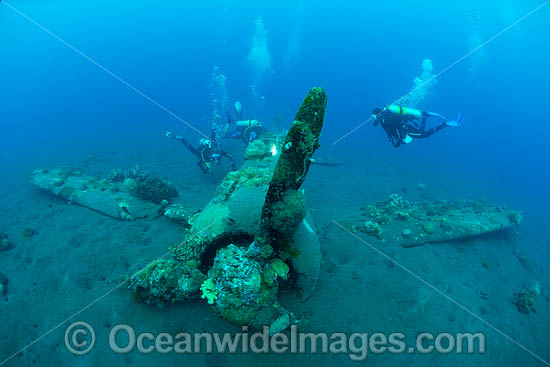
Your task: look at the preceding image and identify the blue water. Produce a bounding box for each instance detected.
[1,0,549,366]
[2,0,549,198]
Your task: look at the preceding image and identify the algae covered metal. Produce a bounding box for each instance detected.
[30,168,164,221]
[129,87,327,331]
[260,87,327,252]
[358,194,522,247]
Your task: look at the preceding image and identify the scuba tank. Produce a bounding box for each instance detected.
[236,120,264,143]
[236,119,262,127]
[387,105,422,119]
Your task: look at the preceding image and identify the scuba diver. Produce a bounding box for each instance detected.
[225,116,266,143]
[223,102,266,143]
[372,105,463,148]
[165,131,237,174]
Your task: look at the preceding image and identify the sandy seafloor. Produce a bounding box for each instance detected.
[0,136,548,367]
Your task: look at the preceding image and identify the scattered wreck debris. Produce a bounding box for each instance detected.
[0,233,15,252]
[514,280,541,314]
[0,272,8,297]
[22,228,38,238]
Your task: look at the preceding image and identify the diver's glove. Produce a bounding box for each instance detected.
[165,131,184,140]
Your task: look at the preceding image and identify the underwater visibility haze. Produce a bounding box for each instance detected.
[0,0,549,366]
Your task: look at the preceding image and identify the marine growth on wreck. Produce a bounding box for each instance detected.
[128,87,327,332]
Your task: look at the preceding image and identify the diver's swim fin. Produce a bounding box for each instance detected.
[445,112,463,127]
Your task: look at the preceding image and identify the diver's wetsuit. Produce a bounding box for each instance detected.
[375,109,447,148]
[408,113,447,139]
[176,135,237,174]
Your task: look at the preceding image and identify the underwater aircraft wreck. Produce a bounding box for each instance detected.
[30,165,185,222]
[357,193,522,248]
[30,87,522,331]
[30,87,326,333]
[128,87,327,333]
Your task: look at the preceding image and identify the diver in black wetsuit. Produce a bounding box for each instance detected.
[372,105,463,148]
[165,131,237,174]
